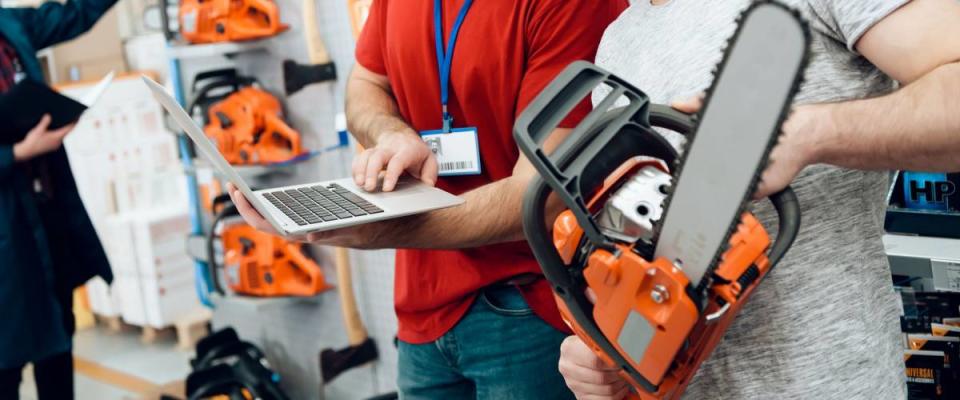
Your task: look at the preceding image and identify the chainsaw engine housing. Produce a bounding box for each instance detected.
[221,224,331,297]
[204,86,302,165]
[180,0,288,44]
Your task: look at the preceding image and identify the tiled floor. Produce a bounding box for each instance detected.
[19,366,138,400]
[18,325,192,400]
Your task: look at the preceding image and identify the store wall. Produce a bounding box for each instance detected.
[180,0,401,398]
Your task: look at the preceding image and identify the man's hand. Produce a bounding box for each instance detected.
[225,183,286,236]
[13,114,75,162]
[672,96,821,199]
[352,130,439,193]
[558,336,630,400]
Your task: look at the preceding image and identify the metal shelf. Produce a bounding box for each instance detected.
[209,292,327,310]
[885,234,960,260]
[885,233,960,292]
[166,40,270,60]
[188,158,304,180]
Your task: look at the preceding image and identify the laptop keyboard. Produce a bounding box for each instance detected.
[262,183,384,226]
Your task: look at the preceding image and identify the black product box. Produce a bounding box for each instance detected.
[908,334,960,368]
[886,171,960,239]
[906,350,947,399]
[933,323,960,338]
[901,292,960,333]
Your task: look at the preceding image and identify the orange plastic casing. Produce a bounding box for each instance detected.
[221,224,331,297]
[204,87,302,165]
[551,158,774,400]
[180,0,289,44]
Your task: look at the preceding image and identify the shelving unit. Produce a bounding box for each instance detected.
[166,40,271,60]
[885,234,960,292]
[148,1,399,398]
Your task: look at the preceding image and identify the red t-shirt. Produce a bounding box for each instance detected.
[355,0,627,344]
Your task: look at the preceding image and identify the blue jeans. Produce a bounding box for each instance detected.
[397,286,574,400]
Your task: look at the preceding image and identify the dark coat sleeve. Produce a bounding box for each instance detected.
[6,0,119,51]
[0,146,13,182]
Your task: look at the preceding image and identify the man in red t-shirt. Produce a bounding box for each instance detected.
[227,0,626,397]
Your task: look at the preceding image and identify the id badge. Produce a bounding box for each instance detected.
[420,127,482,176]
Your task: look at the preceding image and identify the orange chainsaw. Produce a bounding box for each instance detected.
[204,86,302,165]
[189,71,303,165]
[179,0,289,44]
[207,195,331,297]
[515,3,808,399]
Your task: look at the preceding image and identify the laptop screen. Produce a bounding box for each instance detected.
[141,76,263,211]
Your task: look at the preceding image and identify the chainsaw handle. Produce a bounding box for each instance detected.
[190,69,240,93]
[515,62,679,248]
[768,187,801,268]
[648,104,697,134]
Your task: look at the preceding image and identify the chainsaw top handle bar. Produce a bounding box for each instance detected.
[515,61,801,392]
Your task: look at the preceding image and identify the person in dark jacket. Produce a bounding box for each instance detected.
[0,0,118,398]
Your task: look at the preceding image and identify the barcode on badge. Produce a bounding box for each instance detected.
[440,160,474,171]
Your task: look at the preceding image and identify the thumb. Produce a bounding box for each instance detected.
[670,94,705,114]
[52,123,76,140]
[32,114,52,134]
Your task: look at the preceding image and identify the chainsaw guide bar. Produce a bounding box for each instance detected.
[653,2,811,292]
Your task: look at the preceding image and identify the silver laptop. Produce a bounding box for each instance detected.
[142,76,464,236]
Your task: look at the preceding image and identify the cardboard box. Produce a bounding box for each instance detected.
[49,6,128,84]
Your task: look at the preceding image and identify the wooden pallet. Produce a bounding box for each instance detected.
[174,308,213,350]
[94,308,212,350]
[93,314,123,332]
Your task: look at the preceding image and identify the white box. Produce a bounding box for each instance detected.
[86,277,120,317]
[115,275,147,326]
[100,214,138,277]
[130,209,203,327]
[140,273,202,328]
[885,234,960,292]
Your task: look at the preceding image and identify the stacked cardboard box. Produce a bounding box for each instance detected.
[105,210,201,328]
[60,75,201,327]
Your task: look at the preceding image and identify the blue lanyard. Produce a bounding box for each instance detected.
[434,0,474,133]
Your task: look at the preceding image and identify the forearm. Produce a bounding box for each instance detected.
[810,61,960,171]
[345,69,417,148]
[366,177,530,249]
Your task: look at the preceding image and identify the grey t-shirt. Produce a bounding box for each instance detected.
[595,1,908,399]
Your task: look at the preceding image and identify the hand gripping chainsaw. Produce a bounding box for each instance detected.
[516,3,809,399]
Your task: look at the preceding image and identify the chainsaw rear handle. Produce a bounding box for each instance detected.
[517,61,802,393]
[515,61,679,248]
[188,74,257,116]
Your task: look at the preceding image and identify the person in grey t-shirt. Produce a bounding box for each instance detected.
[557,0,960,399]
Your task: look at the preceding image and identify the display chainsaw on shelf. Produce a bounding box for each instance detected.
[179,0,289,44]
[517,3,806,399]
[189,70,304,166]
[207,194,331,298]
